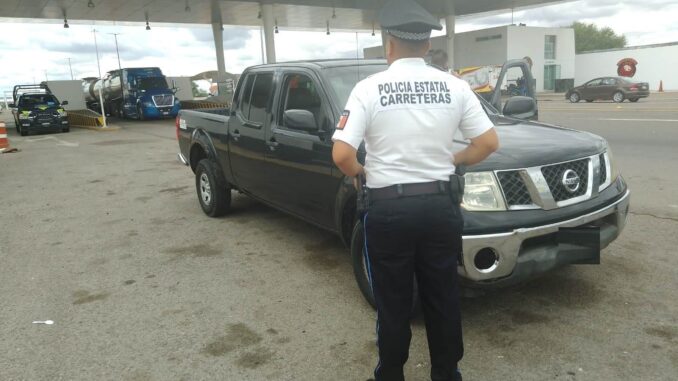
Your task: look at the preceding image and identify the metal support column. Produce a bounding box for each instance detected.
[445,13,456,70]
[261,3,276,64]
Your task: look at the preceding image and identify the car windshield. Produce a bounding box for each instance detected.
[137,77,168,90]
[19,94,59,107]
[324,64,498,116]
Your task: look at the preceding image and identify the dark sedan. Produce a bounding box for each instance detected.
[566,77,650,103]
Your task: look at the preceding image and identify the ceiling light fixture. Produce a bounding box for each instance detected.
[185,1,191,12]
[275,19,279,33]
[332,8,336,19]
[87,0,95,8]
[63,18,69,28]
[145,12,151,30]
[257,8,262,19]
[326,20,330,35]
[372,22,375,36]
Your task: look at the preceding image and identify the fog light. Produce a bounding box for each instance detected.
[474,248,499,273]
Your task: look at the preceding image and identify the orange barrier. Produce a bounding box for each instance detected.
[180,100,230,110]
[0,122,10,152]
[658,80,664,93]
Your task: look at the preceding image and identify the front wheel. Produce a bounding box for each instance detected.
[195,159,231,217]
[629,98,639,103]
[569,92,581,103]
[62,127,70,133]
[350,220,419,315]
[613,91,625,103]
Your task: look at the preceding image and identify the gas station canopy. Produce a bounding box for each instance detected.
[1,0,567,30]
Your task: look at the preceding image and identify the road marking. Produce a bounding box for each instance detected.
[25,136,79,147]
[598,118,678,123]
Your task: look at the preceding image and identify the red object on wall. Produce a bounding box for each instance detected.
[617,58,638,77]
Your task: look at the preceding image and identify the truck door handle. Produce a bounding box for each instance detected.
[232,129,241,141]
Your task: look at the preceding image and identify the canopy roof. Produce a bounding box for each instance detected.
[1,0,569,30]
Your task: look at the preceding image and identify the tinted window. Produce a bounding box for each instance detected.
[544,35,556,59]
[19,94,59,107]
[138,77,168,90]
[586,79,602,86]
[279,74,323,130]
[602,78,617,85]
[238,74,255,119]
[248,73,274,125]
[324,65,387,108]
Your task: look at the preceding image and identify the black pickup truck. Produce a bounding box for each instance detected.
[176,59,630,305]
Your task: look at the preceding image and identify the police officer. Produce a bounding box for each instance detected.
[332,1,499,380]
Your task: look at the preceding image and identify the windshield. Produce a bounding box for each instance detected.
[137,77,168,91]
[324,64,497,117]
[324,65,387,107]
[19,94,59,107]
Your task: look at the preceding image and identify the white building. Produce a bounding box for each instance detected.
[575,42,678,91]
[364,25,576,93]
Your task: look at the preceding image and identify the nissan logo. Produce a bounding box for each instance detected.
[562,169,581,193]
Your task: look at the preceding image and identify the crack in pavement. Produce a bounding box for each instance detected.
[629,212,678,223]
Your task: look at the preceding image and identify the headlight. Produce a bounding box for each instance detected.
[57,109,67,117]
[462,172,507,211]
[143,101,153,107]
[19,112,33,119]
[600,148,620,191]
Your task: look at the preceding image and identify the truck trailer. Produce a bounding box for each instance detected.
[82,67,180,120]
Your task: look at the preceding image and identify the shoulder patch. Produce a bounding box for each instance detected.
[336,110,350,130]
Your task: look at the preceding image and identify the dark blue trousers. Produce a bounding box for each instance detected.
[364,194,464,381]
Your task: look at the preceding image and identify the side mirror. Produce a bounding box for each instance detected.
[503,96,538,120]
[283,109,318,132]
[61,100,69,106]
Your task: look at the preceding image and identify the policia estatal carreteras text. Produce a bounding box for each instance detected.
[331,1,499,381]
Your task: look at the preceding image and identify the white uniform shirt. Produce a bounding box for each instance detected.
[332,57,494,189]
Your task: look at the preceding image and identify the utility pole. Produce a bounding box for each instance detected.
[66,57,74,80]
[92,28,107,127]
[109,33,125,117]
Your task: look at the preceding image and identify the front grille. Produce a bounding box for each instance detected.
[153,95,174,106]
[35,111,53,124]
[599,154,607,185]
[497,171,532,206]
[541,158,589,202]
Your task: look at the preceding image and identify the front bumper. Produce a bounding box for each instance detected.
[20,118,69,131]
[460,188,630,286]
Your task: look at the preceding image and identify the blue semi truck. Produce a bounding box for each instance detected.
[82,67,180,120]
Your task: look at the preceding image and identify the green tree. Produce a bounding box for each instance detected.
[191,81,209,98]
[571,22,627,53]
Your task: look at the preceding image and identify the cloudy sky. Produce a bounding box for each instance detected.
[1,0,676,95]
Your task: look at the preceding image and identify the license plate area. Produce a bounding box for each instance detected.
[557,226,601,264]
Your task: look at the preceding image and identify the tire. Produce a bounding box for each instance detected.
[569,92,580,103]
[19,125,28,136]
[195,159,231,217]
[350,219,419,315]
[62,127,70,133]
[613,91,625,103]
[629,98,639,103]
[586,99,594,103]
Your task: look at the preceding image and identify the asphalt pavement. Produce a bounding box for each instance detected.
[0,93,676,381]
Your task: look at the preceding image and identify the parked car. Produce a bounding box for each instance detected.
[566,77,649,103]
[10,84,69,136]
[177,60,629,307]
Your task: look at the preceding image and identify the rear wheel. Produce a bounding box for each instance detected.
[586,99,594,103]
[613,91,625,103]
[569,92,580,103]
[629,98,639,103]
[195,159,231,217]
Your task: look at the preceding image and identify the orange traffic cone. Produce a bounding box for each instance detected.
[0,122,9,152]
[658,80,664,92]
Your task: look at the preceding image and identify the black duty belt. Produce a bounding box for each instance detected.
[368,181,450,201]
